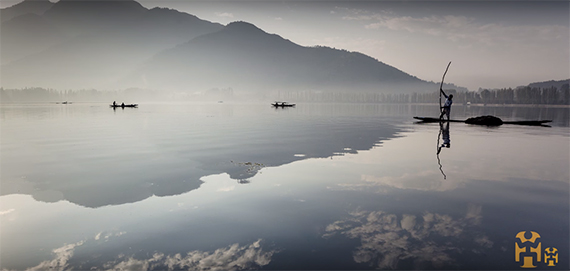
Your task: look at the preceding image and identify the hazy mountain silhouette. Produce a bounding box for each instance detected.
[42,0,147,35]
[527,79,569,89]
[1,0,223,89]
[2,0,447,93]
[0,0,53,22]
[125,21,435,93]
[0,0,61,64]
[0,12,65,65]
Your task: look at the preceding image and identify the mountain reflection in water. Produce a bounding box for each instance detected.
[0,103,401,208]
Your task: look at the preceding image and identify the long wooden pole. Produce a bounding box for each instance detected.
[439,61,452,113]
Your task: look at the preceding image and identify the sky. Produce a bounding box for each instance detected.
[2,0,569,91]
[135,0,569,91]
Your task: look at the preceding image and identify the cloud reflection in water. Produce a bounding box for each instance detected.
[20,239,275,271]
[323,204,490,269]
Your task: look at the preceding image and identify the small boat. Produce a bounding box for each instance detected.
[272,102,295,107]
[414,116,552,126]
[110,104,138,108]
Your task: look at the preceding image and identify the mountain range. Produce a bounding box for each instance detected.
[1,0,457,94]
[527,79,569,90]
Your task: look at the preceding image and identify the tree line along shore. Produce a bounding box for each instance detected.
[1,85,569,106]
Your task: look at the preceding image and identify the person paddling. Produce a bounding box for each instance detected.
[439,88,453,120]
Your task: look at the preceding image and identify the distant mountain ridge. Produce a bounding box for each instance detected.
[1,0,223,88]
[121,21,436,93]
[527,79,569,89]
[0,0,53,22]
[2,0,455,93]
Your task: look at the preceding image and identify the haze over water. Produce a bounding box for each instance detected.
[1,102,568,270]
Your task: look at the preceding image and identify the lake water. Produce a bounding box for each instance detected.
[1,102,569,270]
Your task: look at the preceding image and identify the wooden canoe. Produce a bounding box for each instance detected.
[414,116,551,126]
[110,104,138,108]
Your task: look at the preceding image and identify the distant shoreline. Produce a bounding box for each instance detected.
[1,101,569,108]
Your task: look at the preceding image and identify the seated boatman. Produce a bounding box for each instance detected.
[439,88,453,120]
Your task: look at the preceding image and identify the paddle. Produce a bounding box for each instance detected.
[439,61,452,115]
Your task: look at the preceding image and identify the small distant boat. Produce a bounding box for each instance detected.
[110,104,138,108]
[272,101,295,107]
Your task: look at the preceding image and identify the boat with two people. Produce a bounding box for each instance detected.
[110,101,138,108]
[272,101,295,107]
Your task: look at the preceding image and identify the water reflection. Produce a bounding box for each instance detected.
[1,103,568,270]
[0,103,401,208]
[23,238,275,271]
[437,122,451,154]
[323,204,489,269]
[437,122,451,179]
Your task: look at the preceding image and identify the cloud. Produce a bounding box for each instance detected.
[364,23,381,30]
[328,171,463,193]
[0,208,15,215]
[94,231,127,241]
[217,185,235,192]
[106,239,275,271]
[339,7,381,21]
[475,235,494,249]
[339,8,568,47]
[21,239,276,271]
[25,241,85,271]
[323,205,490,269]
[215,12,234,18]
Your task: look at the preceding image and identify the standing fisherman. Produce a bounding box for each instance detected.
[439,88,453,120]
[438,61,452,120]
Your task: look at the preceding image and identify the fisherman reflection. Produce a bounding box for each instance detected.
[436,121,450,179]
[437,122,451,155]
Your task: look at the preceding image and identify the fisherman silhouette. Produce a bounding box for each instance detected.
[437,121,451,155]
[436,121,451,179]
[439,88,453,120]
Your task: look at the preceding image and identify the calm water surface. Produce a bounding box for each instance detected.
[1,102,569,270]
